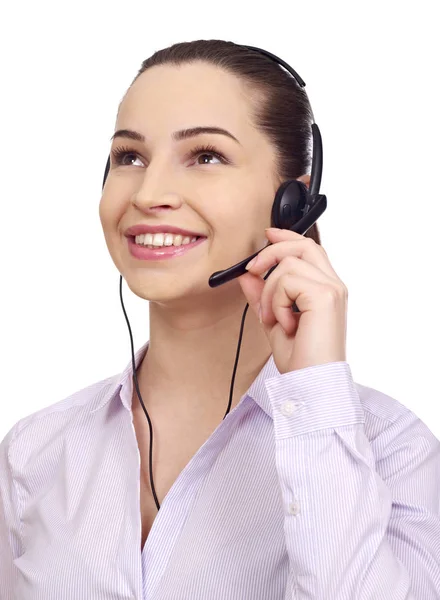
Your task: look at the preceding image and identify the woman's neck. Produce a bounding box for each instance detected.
[133,299,272,416]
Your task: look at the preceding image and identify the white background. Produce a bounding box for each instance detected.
[1,0,439,440]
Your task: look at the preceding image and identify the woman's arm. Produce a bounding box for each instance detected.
[265,361,440,599]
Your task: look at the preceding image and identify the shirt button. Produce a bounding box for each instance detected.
[288,500,301,515]
[280,400,303,416]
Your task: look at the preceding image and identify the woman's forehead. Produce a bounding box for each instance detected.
[118,63,252,127]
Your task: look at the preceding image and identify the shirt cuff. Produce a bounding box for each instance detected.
[264,361,365,438]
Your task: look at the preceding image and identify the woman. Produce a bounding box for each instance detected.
[1,39,439,599]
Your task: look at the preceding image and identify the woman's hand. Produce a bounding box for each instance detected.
[237,227,348,374]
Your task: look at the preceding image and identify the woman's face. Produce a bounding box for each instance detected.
[99,61,283,306]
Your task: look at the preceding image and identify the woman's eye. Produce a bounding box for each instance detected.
[124,153,143,167]
[111,149,144,167]
[195,152,223,165]
[197,154,216,164]
[190,146,227,165]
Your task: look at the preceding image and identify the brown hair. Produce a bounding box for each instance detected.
[124,39,321,245]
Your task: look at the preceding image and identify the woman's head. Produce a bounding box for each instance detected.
[99,39,321,312]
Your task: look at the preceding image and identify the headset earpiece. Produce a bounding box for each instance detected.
[271,180,309,230]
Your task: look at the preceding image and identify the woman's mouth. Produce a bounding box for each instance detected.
[127,235,207,261]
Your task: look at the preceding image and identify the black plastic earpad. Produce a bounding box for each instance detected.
[271,180,308,230]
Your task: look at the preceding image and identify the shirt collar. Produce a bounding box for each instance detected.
[89,341,150,414]
[90,340,280,419]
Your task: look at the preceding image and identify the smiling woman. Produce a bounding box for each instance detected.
[1,38,439,600]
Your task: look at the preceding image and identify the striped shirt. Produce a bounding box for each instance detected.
[1,340,439,599]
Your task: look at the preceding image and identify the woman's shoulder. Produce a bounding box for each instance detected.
[0,372,120,464]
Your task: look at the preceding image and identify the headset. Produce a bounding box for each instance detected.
[101,45,327,512]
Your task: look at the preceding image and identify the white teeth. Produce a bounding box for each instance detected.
[134,232,199,247]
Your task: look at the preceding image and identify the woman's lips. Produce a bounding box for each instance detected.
[127,236,206,261]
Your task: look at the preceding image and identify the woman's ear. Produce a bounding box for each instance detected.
[297,174,311,190]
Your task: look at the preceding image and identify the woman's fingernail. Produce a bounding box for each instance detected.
[246,256,258,270]
[258,305,263,324]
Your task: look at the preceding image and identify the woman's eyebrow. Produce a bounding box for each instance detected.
[109,126,242,145]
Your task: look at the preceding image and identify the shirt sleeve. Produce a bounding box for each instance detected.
[0,423,22,600]
[265,361,440,600]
